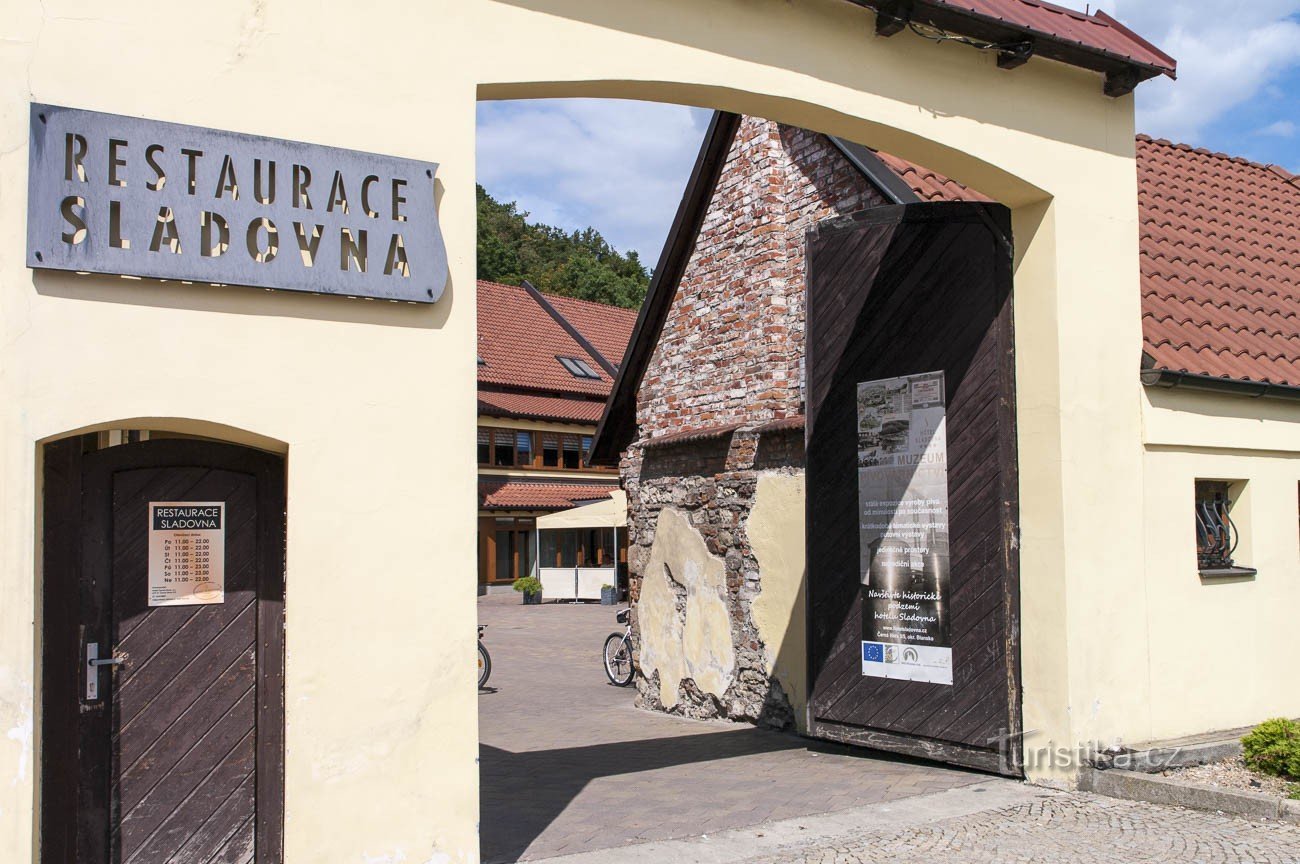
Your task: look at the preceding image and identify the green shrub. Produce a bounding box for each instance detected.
[1241,718,1300,780]
[512,576,543,594]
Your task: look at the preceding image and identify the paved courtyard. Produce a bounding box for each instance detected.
[477,595,985,862]
[478,595,1300,864]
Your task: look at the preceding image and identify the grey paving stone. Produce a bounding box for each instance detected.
[477,596,983,863]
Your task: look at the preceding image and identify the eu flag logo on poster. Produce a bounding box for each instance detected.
[862,642,884,663]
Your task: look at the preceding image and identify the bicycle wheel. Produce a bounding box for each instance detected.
[603,633,634,686]
[478,641,492,689]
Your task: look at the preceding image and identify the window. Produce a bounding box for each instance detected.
[557,355,601,380]
[478,426,537,467]
[515,430,533,466]
[483,517,534,583]
[1194,479,1255,576]
[562,434,582,469]
[492,428,515,466]
[478,426,604,472]
[540,527,616,568]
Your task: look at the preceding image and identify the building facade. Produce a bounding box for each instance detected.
[2,0,1187,857]
[596,114,1300,768]
[476,280,635,592]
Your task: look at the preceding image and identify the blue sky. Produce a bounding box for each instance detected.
[477,1,1300,264]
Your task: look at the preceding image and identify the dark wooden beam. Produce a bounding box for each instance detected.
[826,136,920,205]
[845,1,1173,97]
[996,41,1034,71]
[873,0,911,37]
[521,279,618,377]
[1104,66,1142,97]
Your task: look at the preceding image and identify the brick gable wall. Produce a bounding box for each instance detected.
[635,117,887,437]
[621,117,886,725]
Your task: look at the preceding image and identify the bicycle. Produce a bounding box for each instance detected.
[478,624,492,689]
[602,608,634,686]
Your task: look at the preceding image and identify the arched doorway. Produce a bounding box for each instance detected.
[39,433,286,864]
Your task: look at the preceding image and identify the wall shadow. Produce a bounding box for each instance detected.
[31,267,453,330]
[479,725,960,863]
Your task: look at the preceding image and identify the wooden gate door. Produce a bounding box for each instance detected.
[804,201,1021,775]
[40,437,286,863]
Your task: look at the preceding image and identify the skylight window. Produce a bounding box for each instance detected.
[557,356,601,380]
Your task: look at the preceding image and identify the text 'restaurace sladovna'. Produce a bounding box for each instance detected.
[26,104,447,303]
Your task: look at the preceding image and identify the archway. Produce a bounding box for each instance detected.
[472,85,1035,859]
[4,4,1157,861]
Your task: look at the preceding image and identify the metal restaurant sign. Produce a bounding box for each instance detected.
[26,104,447,303]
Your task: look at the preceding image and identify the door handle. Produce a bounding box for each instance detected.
[85,642,125,701]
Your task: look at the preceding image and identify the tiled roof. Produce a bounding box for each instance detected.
[479,479,617,511]
[478,390,606,424]
[477,280,638,398]
[878,139,1300,388]
[922,1,1175,75]
[1137,136,1300,387]
[542,292,641,377]
[874,151,992,203]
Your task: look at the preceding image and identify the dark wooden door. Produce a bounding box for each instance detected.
[40,438,286,863]
[804,202,1021,775]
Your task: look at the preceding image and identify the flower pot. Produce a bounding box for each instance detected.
[522,590,541,605]
[600,586,617,605]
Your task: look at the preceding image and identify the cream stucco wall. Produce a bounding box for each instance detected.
[1137,387,1300,742]
[638,508,736,707]
[748,473,808,732]
[3,4,482,862]
[2,0,1152,859]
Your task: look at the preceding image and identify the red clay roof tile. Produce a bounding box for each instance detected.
[477,391,605,424]
[880,137,1300,388]
[1137,136,1300,387]
[477,279,638,402]
[927,1,1175,74]
[479,479,617,510]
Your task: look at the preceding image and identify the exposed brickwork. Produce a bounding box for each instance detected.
[636,118,887,438]
[623,117,885,724]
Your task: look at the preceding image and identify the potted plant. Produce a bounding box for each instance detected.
[600,583,617,605]
[513,575,543,605]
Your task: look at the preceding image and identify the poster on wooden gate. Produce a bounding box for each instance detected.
[147,502,226,606]
[856,371,953,685]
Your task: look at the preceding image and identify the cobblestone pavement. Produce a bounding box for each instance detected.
[741,791,1300,864]
[477,595,984,863]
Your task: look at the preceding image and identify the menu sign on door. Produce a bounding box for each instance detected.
[148,502,226,606]
[856,371,953,685]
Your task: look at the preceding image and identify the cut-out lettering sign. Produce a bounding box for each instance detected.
[26,104,447,303]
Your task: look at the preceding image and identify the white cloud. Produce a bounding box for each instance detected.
[1258,119,1298,137]
[476,99,712,262]
[1060,1,1300,143]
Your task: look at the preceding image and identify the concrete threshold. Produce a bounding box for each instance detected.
[1082,767,1300,825]
[534,780,1045,864]
[1097,730,1244,774]
[1098,719,1300,774]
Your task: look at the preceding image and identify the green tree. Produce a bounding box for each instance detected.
[476,185,650,309]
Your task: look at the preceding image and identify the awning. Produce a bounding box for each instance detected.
[537,490,627,529]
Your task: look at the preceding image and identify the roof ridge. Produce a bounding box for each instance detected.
[1138,135,1300,184]
[478,278,639,316]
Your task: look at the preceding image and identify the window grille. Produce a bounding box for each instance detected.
[1195,480,1241,572]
